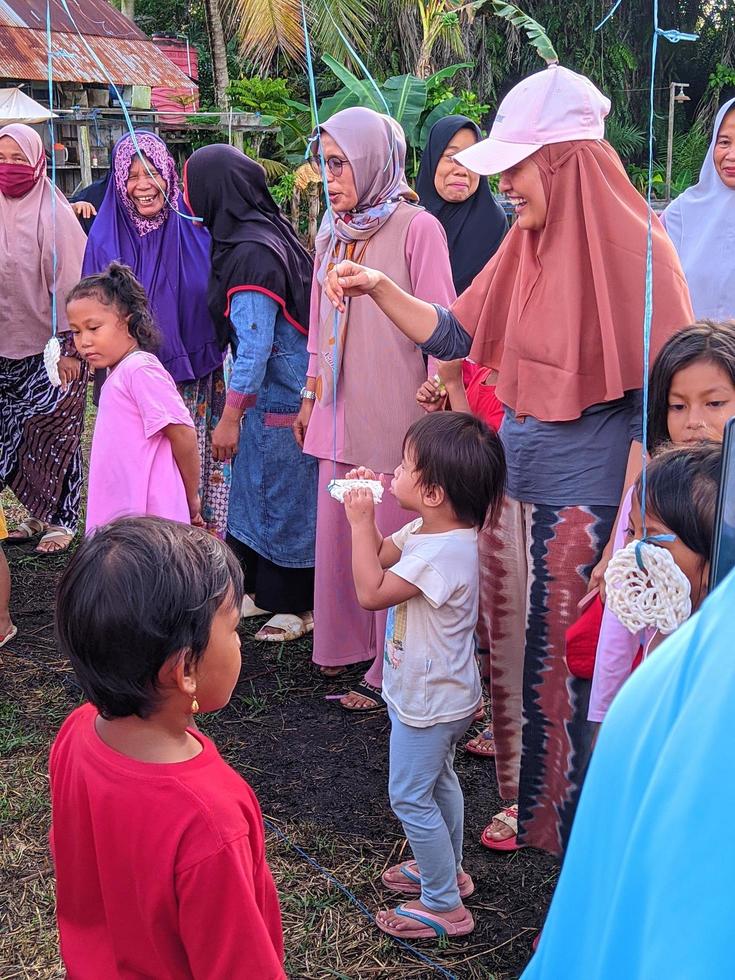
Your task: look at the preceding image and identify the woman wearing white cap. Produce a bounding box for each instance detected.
[662,97,735,319]
[325,64,693,861]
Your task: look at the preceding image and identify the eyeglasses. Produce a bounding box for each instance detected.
[308,155,349,178]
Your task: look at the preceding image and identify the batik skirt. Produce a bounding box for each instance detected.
[0,350,87,532]
[177,364,231,539]
[477,497,617,856]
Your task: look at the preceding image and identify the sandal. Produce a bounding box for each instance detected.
[254,612,314,643]
[376,903,475,939]
[35,525,74,556]
[240,594,271,619]
[381,860,475,899]
[5,518,45,545]
[339,681,386,713]
[464,727,496,758]
[0,624,18,649]
[480,805,520,852]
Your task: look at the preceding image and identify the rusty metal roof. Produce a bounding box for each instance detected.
[0,25,195,86]
[0,0,142,39]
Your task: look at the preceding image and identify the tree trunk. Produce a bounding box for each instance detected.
[120,0,134,19]
[203,0,230,108]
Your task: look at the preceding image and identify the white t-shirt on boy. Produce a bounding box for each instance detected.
[382,518,482,728]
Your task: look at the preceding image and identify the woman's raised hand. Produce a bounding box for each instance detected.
[325,261,382,313]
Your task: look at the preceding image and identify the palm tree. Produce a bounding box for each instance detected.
[204,0,230,107]
[224,0,374,70]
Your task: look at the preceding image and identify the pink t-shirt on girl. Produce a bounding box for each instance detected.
[86,350,194,534]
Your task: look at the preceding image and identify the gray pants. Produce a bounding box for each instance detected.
[388,708,475,911]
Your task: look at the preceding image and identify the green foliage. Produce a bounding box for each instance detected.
[605,118,646,161]
[226,78,294,115]
[470,0,558,65]
[708,63,735,95]
[270,171,297,205]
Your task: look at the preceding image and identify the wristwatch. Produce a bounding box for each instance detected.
[300,387,316,401]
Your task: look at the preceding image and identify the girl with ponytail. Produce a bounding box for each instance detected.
[66,262,203,533]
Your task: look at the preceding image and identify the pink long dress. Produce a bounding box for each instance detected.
[304,206,456,683]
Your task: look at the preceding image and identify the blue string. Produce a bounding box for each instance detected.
[300,0,341,485]
[317,0,397,173]
[45,0,57,340]
[54,0,201,224]
[264,818,458,979]
[596,0,697,534]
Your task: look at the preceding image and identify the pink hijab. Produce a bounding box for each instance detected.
[0,123,86,358]
[312,108,419,402]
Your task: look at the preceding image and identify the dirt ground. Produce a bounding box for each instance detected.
[0,532,558,980]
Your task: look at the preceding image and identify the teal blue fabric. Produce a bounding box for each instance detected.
[523,570,735,979]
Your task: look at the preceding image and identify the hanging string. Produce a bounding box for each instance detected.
[301,0,400,484]
[264,818,458,979]
[596,0,697,535]
[45,0,57,340]
[300,0,341,484]
[54,0,201,223]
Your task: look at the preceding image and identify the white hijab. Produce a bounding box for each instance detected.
[662,99,735,320]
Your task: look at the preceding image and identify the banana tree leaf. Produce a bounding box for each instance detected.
[470,1,558,65]
[418,96,463,147]
[318,86,362,123]
[425,62,474,89]
[322,54,386,113]
[382,74,427,144]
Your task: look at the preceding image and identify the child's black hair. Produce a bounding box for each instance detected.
[634,442,721,560]
[402,411,506,528]
[66,261,160,352]
[55,517,244,719]
[648,320,735,451]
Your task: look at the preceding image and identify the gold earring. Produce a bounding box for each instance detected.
[191,697,199,715]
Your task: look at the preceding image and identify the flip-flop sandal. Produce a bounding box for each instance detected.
[35,526,74,556]
[240,594,271,619]
[5,518,45,546]
[463,728,496,758]
[480,805,520,852]
[381,860,475,899]
[339,681,386,713]
[0,624,18,649]
[254,613,314,643]
[376,903,475,940]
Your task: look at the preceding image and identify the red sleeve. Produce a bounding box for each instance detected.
[176,835,285,980]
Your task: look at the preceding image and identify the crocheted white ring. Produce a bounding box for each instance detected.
[44,336,62,387]
[604,539,691,635]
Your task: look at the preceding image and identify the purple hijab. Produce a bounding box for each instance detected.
[82,131,222,382]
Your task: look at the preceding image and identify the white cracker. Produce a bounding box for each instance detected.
[327,479,384,504]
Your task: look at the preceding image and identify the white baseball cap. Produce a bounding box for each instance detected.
[455,64,611,176]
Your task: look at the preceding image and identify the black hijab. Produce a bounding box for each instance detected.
[415,115,507,295]
[184,144,313,349]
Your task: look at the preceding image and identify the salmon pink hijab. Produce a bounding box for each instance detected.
[452,140,694,422]
[0,123,86,359]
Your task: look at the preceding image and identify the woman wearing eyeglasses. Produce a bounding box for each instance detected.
[293,106,456,711]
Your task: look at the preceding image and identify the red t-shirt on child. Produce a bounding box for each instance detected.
[49,704,285,979]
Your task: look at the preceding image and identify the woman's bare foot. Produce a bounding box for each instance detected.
[320,665,347,678]
[464,727,496,756]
